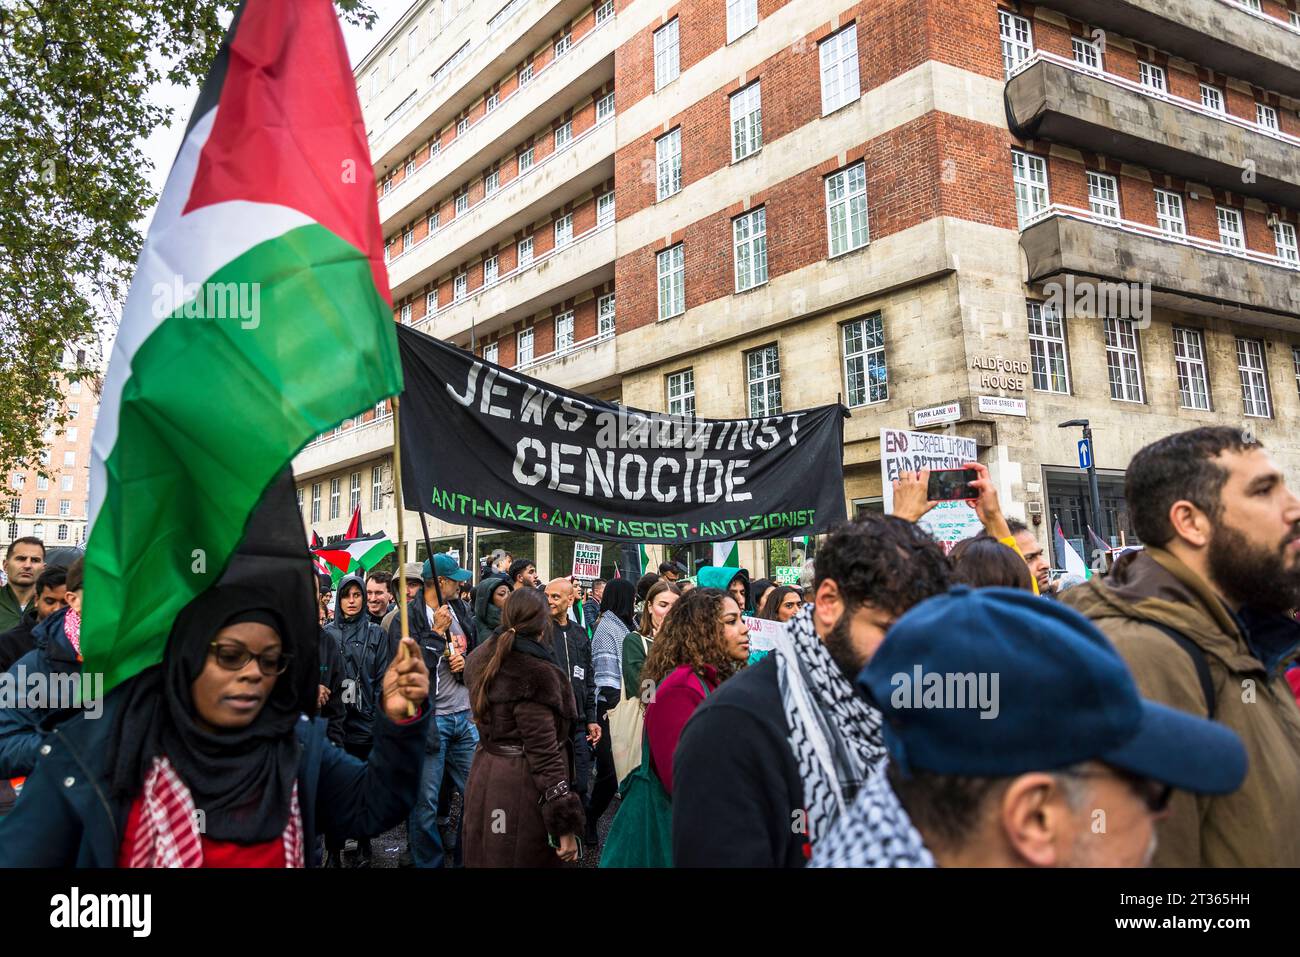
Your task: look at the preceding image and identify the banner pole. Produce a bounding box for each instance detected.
[391,396,414,717]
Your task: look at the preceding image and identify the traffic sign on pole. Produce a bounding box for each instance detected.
[1078,438,1092,470]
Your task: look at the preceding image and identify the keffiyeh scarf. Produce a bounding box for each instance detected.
[810,763,936,868]
[774,605,886,849]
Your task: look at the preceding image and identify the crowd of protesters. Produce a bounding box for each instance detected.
[0,424,1297,868]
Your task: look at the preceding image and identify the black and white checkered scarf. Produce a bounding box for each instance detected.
[810,764,936,868]
[774,605,886,850]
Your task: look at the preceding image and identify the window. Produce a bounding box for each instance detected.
[1154,189,1185,235]
[430,140,441,158]
[408,26,419,59]
[454,273,468,301]
[1237,337,1271,417]
[1027,301,1070,394]
[35,498,45,515]
[597,191,615,227]
[383,180,393,199]
[655,128,682,200]
[403,226,415,248]
[32,523,42,541]
[457,116,469,135]
[1216,206,1244,248]
[5,521,14,540]
[35,476,47,491]
[596,0,613,25]
[654,19,680,90]
[555,312,575,353]
[598,293,616,335]
[426,290,438,314]
[727,0,758,42]
[1087,171,1120,221]
[554,121,573,150]
[484,255,499,285]
[7,501,16,516]
[517,328,535,366]
[518,146,535,173]
[554,33,572,57]
[400,303,412,324]
[350,472,361,513]
[428,210,440,234]
[1104,318,1144,402]
[1011,150,1049,226]
[667,369,696,415]
[730,82,762,161]
[842,313,888,406]
[60,475,72,491]
[485,169,500,195]
[39,450,49,466]
[62,451,75,467]
[554,213,574,248]
[329,478,340,519]
[1138,61,1166,93]
[296,486,304,515]
[10,474,22,490]
[1274,222,1299,263]
[1200,83,1224,113]
[371,466,383,512]
[819,25,860,113]
[518,236,534,266]
[519,64,533,87]
[311,484,321,523]
[65,427,77,442]
[1172,327,1211,410]
[1257,103,1279,130]
[69,381,81,395]
[999,10,1033,79]
[387,48,397,83]
[375,399,387,417]
[455,192,468,215]
[746,346,782,416]
[57,524,68,542]
[1071,36,1101,70]
[825,162,869,257]
[1241,0,1262,9]
[657,245,685,320]
[597,92,615,121]
[1293,346,1300,401]
[68,402,78,416]
[484,342,499,365]
[405,160,415,177]
[733,207,768,292]
[1291,10,1299,28]
[486,92,499,113]
[370,70,383,100]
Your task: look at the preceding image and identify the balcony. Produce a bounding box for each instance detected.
[1044,0,1300,97]
[378,15,616,232]
[1007,52,1300,208]
[515,328,618,392]
[369,0,604,173]
[294,414,393,480]
[1020,205,1300,330]
[415,219,616,344]
[388,115,615,294]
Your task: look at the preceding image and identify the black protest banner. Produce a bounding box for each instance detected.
[396,324,847,544]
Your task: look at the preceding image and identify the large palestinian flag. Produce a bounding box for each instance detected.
[85,0,400,692]
[312,532,396,586]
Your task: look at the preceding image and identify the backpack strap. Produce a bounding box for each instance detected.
[1148,621,1216,719]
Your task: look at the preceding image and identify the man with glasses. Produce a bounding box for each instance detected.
[813,586,1246,867]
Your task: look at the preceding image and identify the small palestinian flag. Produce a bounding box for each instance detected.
[345,504,363,539]
[84,0,400,691]
[312,533,396,586]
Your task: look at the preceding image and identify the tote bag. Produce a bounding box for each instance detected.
[608,635,648,785]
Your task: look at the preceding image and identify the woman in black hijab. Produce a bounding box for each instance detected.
[0,580,431,867]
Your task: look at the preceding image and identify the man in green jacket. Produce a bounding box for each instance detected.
[0,537,45,634]
[1063,426,1300,867]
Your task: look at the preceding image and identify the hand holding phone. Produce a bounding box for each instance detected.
[926,468,979,502]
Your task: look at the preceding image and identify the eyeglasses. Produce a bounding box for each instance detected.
[208,641,292,676]
[1059,767,1172,814]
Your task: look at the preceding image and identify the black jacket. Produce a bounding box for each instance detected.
[318,628,347,746]
[387,596,477,674]
[672,655,808,867]
[550,618,596,726]
[323,575,391,751]
[0,608,39,673]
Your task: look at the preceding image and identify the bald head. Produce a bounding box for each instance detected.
[545,577,574,623]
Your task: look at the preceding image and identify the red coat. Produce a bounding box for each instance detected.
[644,664,719,796]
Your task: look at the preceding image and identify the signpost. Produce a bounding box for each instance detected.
[572,541,604,582]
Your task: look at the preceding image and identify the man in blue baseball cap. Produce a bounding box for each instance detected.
[813,586,1247,868]
[388,551,478,867]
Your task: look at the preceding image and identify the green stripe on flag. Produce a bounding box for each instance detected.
[85,224,400,692]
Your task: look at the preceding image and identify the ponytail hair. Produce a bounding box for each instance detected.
[471,586,551,724]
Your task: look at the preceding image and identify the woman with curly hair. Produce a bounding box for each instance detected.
[640,588,750,795]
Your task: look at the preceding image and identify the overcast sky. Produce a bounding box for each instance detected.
[138,0,414,225]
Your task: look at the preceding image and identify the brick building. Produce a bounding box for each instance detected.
[292,0,1300,577]
[3,349,98,552]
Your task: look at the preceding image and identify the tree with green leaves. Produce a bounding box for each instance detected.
[0,0,374,489]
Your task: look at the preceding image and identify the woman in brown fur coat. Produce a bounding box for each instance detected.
[463,587,586,866]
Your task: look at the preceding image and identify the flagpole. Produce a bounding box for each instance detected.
[391,396,415,717]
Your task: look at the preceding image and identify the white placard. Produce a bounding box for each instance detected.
[742,615,786,654]
[571,541,603,581]
[880,428,983,550]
